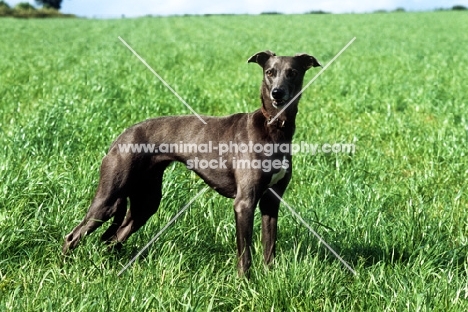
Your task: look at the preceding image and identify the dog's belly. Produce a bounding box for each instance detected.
[192,168,237,198]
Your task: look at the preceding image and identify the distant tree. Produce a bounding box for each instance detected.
[35,0,62,10]
[452,5,467,10]
[306,10,329,14]
[0,1,12,16]
[15,2,36,11]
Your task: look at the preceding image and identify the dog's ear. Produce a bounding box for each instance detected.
[294,53,322,70]
[247,50,276,67]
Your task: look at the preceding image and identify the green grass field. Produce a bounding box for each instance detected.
[1,11,467,311]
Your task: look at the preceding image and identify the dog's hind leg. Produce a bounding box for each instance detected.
[62,153,131,253]
[100,197,128,244]
[62,195,126,253]
[111,166,166,244]
[112,189,162,244]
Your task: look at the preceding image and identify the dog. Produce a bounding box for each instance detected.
[63,50,321,276]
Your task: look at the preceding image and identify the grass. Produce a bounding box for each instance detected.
[1,11,467,311]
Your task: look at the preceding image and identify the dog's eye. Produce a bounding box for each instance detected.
[287,69,297,78]
[265,69,274,77]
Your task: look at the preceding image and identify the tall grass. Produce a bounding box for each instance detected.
[1,12,467,311]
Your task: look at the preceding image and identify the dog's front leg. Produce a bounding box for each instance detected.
[259,191,279,266]
[259,174,291,266]
[233,194,258,277]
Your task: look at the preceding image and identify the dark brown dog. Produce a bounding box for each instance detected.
[63,51,321,276]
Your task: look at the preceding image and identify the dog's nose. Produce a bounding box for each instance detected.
[271,88,285,100]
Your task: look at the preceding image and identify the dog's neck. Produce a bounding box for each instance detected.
[258,95,299,142]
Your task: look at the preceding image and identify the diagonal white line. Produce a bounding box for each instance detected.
[117,186,210,276]
[268,37,356,125]
[118,36,207,125]
[268,188,357,276]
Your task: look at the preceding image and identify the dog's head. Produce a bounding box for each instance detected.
[248,50,321,108]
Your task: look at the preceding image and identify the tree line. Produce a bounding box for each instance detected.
[0,0,74,18]
[1,1,466,18]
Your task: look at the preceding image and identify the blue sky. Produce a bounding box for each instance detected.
[6,0,468,17]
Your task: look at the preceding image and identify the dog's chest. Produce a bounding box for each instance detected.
[268,156,288,187]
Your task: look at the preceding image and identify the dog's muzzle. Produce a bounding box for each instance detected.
[271,88,289,108]
[272,99,287,108]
